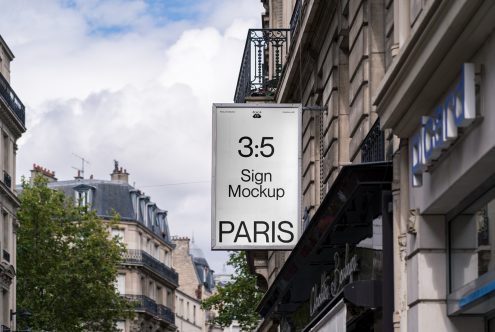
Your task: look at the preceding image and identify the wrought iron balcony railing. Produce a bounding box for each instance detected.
[234,29,290,103]
[122,249,178,286]
[157,303,175,324]
[3,171,11,189]
[0,72,25,126]
[361,119,385,163]
[124,294,175,325]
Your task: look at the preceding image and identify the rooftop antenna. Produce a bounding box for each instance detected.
[72,153,90,179]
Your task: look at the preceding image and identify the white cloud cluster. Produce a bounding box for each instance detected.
[0,0,262,273]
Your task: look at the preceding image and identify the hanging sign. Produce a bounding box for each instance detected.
[212,104,301,250]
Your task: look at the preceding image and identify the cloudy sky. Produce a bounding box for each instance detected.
[0,0,263,273]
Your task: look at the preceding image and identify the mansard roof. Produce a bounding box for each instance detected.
[48,179,173,245]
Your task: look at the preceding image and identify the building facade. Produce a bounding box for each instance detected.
[0,35,26,331]
[171,236,225,332]
[374,1,495,331]
[237,0,394,330]
[233,0,495,331]
[43,163,178,332]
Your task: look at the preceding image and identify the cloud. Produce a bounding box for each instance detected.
[1,0,263,273]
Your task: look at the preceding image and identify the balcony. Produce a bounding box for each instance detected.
[122,249,178,286]
[124,294,175,325]
[3,171,11,190]
[234,29,290,103]
[361,119,385,163]
[0,73,25,127]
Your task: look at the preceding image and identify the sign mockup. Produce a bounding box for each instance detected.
[212,104,301,250]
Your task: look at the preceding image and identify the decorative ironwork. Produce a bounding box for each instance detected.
[3,171,11,189]
[290,0,302,40]
[361,120,385,163]
[122,249,178,285]
[124,294,175,325]
[157,304,175,324]
[0,73,25,126]
[2,250,9,263]
[1,325,10,332]
[234,29,290,103]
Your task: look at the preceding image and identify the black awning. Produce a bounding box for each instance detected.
[257,161,392,318]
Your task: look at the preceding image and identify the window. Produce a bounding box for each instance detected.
[187,301,190,320]
[73,185,93,207]
[149,281,154,299]
[450,194,495,291]
[168,290,173,307]
[2,212,8,254]
[156,286,162,304]
[3,289,9,324]
[193,305,196,324]
[3,132,9,174]
[154,244,159,259]
[179,298,184,316]
[111,228,124,242]
[115,274,125,294]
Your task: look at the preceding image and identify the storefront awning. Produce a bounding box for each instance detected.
[257,161,392,320]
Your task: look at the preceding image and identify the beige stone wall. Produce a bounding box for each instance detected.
[175,289,203,332]
[0,36,20,331]
[0,38,12,81]
[171,237,202,299]
[110,221,177,331]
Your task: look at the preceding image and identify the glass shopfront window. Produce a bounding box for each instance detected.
[450,194,495,292]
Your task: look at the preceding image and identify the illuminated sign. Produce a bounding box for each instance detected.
[410,63,477,187]
[212,104,301,250]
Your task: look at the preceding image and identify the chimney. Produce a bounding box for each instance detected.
[74,170,83,180]
[31,163,57,183]
[110,160,129,183]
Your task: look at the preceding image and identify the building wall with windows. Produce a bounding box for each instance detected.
[0,34,26,332]
[237,1,394,331]
[237,0,495,332]
[374,1,495,331]
[175,289,202,332]
[43,163,178,332]
[171,237,224,332]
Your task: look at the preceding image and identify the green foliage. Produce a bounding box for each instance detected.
[201,251,262,331]
[16,176,134,331]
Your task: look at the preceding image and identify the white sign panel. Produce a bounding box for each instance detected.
[212,104,301,250]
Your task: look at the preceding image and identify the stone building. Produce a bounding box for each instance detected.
[235,0,392,330]
[0,34,26,331]
[171,237,224,332]
[42,163,178,332]
[232,0,495,331]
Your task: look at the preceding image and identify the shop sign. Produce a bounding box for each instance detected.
[309,245,358,316]
[410,63,477,187]
[212,104,301,250]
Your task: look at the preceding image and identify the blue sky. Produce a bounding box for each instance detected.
[0,0,263,274]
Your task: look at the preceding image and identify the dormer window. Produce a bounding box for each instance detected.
[73,184,95,207]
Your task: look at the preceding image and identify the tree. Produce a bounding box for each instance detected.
[201,251,263,331]
[16,176,134,331]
